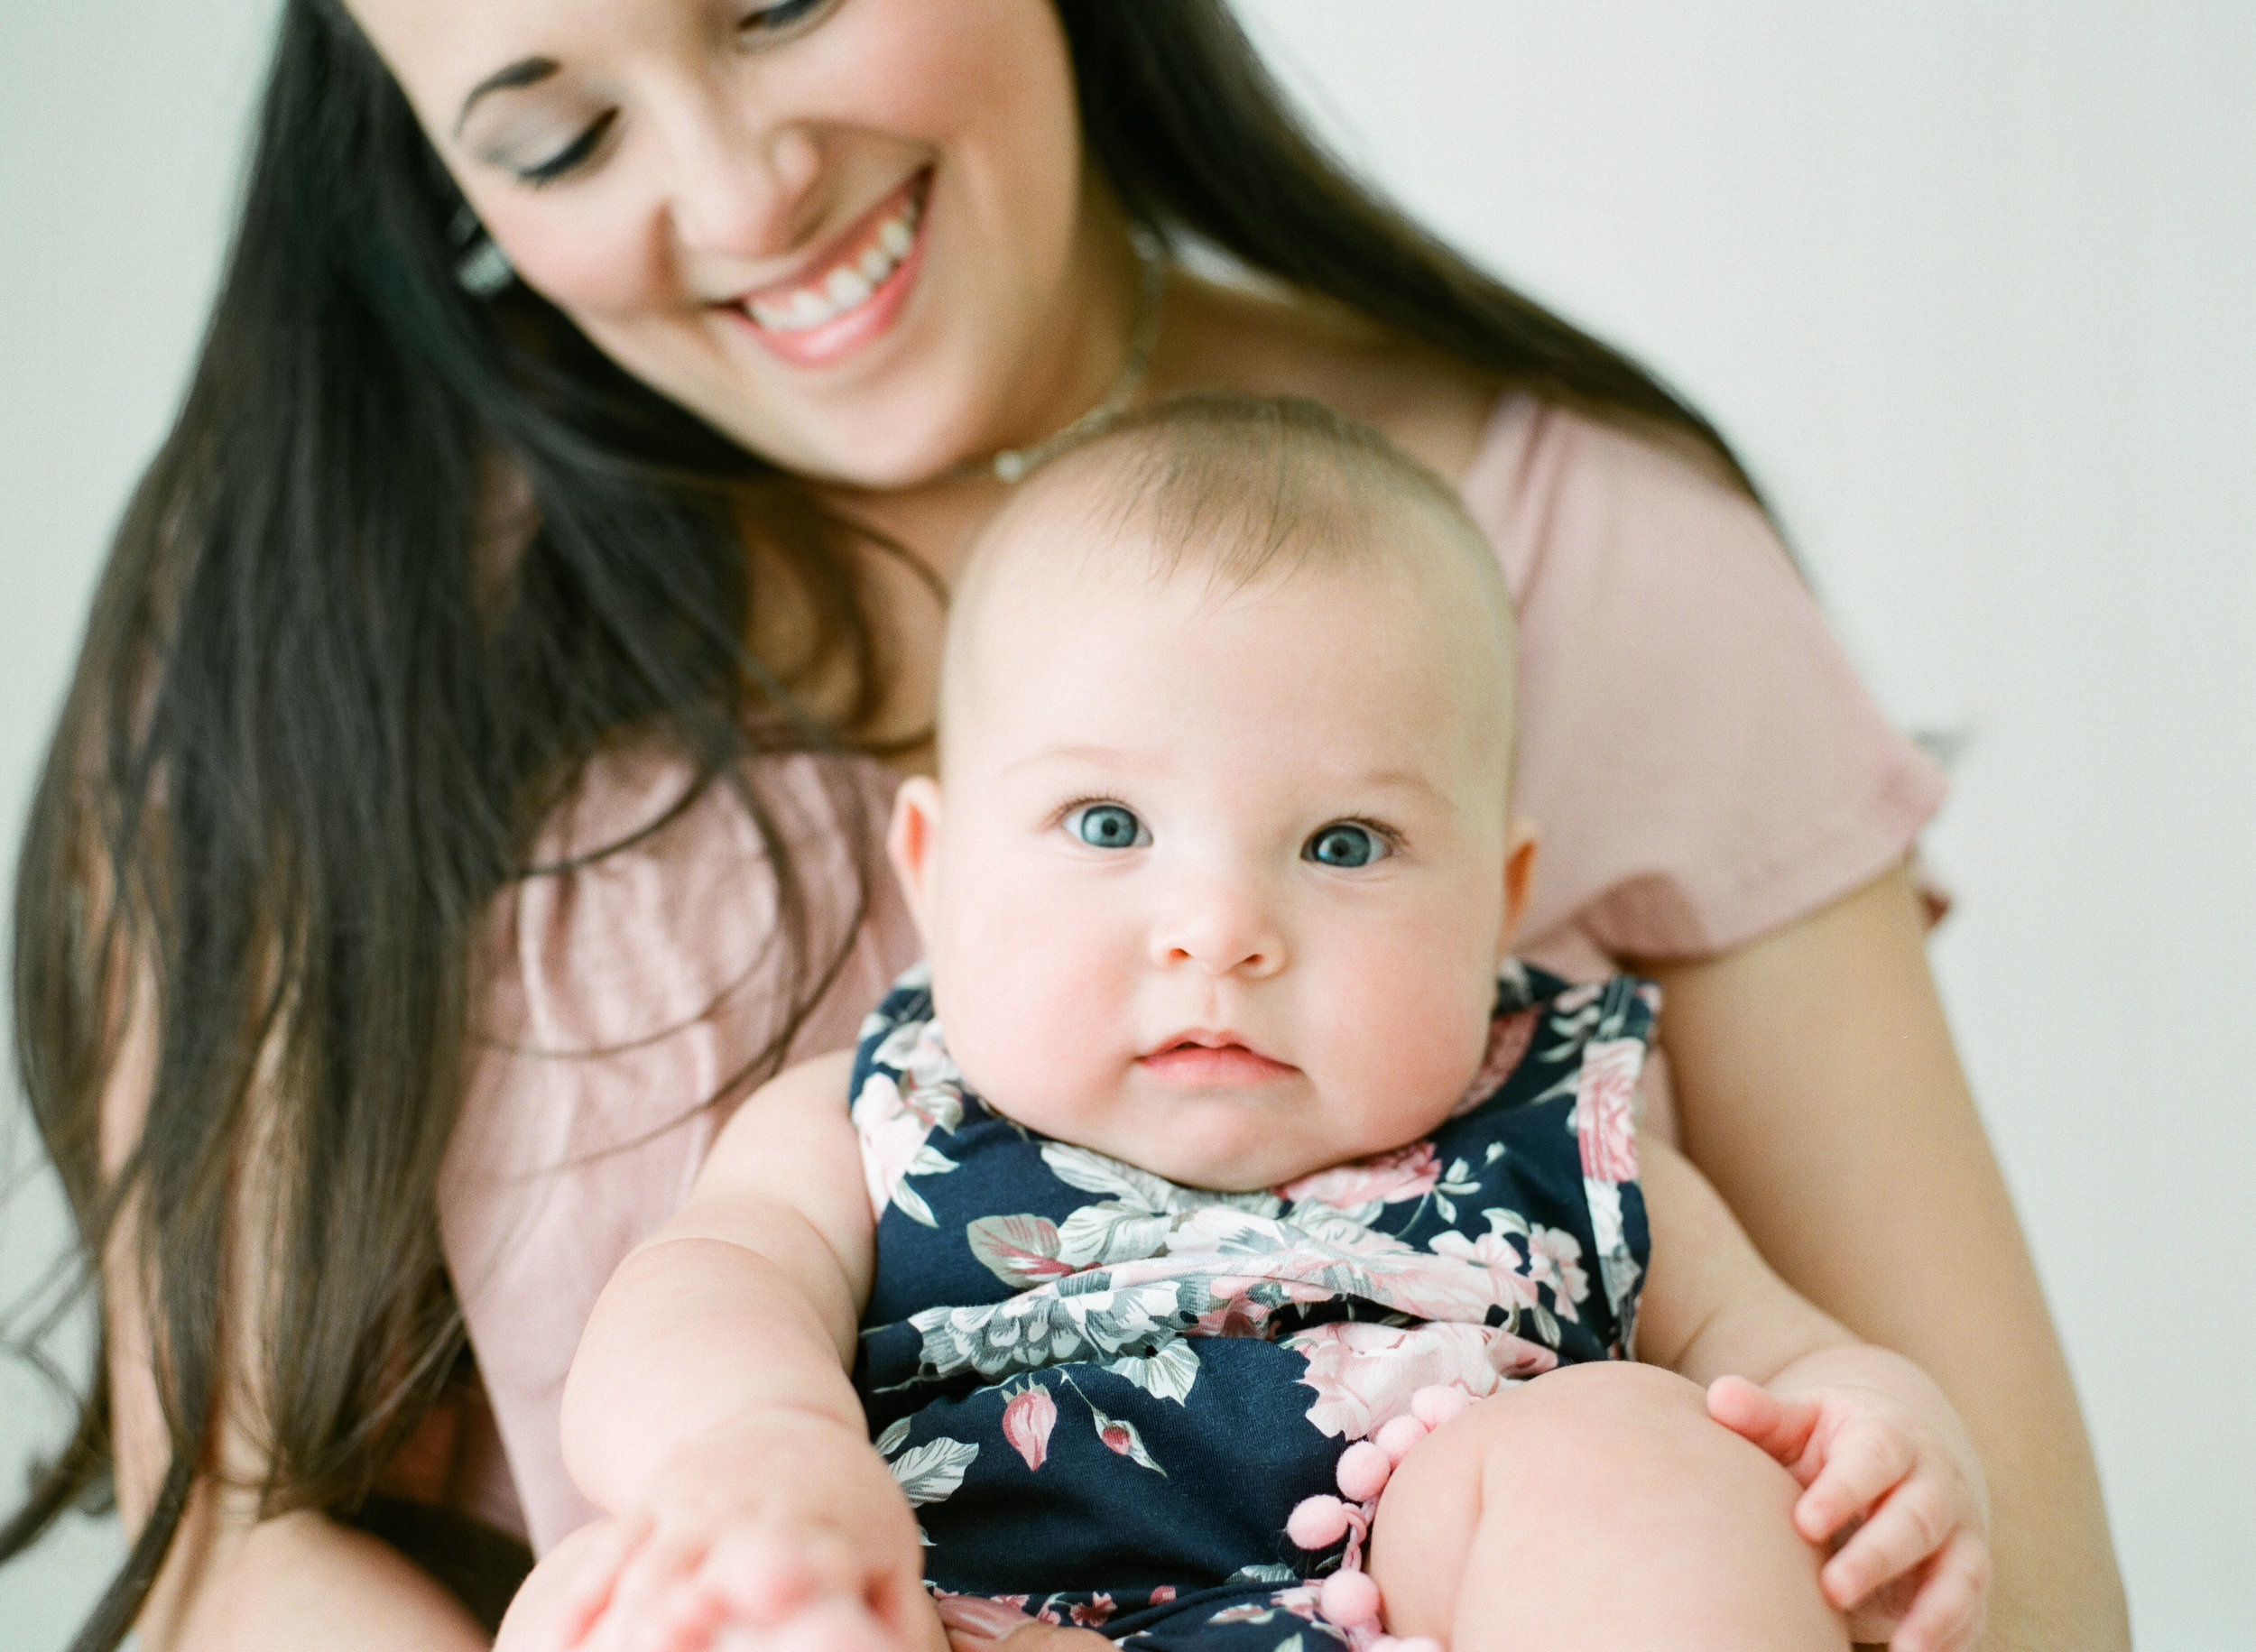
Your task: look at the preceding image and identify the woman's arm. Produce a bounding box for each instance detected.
[1642,862,2127,1652]
[137,1507,492,1652]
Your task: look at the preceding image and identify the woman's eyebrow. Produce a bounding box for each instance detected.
[454,57,561,135]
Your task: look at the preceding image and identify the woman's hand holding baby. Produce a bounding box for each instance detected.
[1708,1359,1990,1652]
[551,1408,940,1652]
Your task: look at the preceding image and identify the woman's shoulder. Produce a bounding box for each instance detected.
[1457,392,1782,602]
[1155,274,1502,483]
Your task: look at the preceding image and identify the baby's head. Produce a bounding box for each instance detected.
[890,396,1532,1192]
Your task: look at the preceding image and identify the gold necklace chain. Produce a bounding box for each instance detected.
[948,227,1168,485]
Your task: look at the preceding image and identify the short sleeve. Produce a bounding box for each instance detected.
[437,746,920,1554]
[1460,396,1946,973]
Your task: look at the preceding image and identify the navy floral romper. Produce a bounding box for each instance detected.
[848,962,1656,1652]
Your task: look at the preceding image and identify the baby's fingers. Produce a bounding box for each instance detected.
[610,1526,725,1650]
[1889,1531,1992,1652]
[1796,1416,1915,1545]
[700,1525,864,1626]
[1817,1470,1950,1611]
[558,1512,655,1648]
[1706,1377,1821,1477]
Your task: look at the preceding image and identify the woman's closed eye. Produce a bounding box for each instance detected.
[1064,803,1151,851]
[518,111,618,188]
[738,0,838,43]
[1303,821,1395,869]
[511,0,837,187]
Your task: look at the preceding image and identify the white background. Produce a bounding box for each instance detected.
[3,3,2250,1647]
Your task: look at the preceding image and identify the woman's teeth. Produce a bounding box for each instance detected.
[748,193,921,334]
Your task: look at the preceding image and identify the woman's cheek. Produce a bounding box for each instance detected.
[491,193,669,318]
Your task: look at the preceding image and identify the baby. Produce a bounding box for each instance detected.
[502,398,1989,1652]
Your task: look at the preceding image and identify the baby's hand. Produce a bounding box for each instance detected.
[1707,1374,1989,1652]
[559,1412,943,1652]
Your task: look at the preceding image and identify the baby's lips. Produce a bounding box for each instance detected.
[1134,1042,1299,1084]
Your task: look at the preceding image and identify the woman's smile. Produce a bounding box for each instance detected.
[721,169,930,368]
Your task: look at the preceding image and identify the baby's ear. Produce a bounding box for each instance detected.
[1497,820,1539,964]
[887,777,946,943]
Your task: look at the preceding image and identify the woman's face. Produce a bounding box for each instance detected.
[348,0,1123,485]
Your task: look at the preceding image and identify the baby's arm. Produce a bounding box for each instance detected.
[1635,1136,1990,1652]
[513,1049,941,1652]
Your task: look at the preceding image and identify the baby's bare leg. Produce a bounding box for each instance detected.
[1366,1363,1848,1652]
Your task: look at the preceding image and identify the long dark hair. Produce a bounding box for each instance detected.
[7,2,1756,1645]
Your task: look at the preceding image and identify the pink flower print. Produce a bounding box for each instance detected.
[1523,1224,1589,1317]
[1194,1287,1271,1340]
[871,1017,965,1124]
[929,1593,1035,1641]
[1070,1595,1116,1629]
[1287,1320,1555,1440]
[1427,1231,1542,1317]
[1002,1382,1058,1472]
[1453,1009,1538,1116]
[1272,1584,1325,1624]
[1575,1038,1642,1184]
[1279,1140,1440,1210]
[852,1071,955,1225]
[1149,1586,1177,1606]
[1086,1400,1166,1473]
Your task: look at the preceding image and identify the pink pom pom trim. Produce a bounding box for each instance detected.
[1410,1385,1472,1428]
[1318,1567,1382,1628]
[1286,1494,1353,1550]
[1335,1439,1392,1502]
[1373,1414,1429,1464]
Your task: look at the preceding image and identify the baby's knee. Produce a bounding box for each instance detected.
[1373,1363,1846,1651]
[1440,1361,1799,1529]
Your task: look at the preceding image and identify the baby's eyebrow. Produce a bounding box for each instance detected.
[1347,770,1457,813]
[995,743,1151,781]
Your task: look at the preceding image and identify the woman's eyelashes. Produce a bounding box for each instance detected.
[512,0,835,187]
[1303,821,1396,869]
[519,111,617,187]
[1065,803,1150,851]
[738,0,837,41]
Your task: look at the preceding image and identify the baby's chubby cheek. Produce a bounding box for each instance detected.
[923,922,1121,1126]
[1312,973,1499,1154]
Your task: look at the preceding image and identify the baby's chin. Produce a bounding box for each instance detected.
[997,1099,1456,1197]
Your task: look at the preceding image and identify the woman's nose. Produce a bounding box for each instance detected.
[1150,877,1288,980]
[656,92,821,260]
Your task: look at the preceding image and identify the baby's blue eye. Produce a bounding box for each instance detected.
[1068,804,1148,850]
[1305,823,1386,868]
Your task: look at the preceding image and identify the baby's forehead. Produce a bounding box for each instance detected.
[946,488,1512,763]
[959,448,1504,640]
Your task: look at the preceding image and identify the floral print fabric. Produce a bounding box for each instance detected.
[850,963,1655,1648]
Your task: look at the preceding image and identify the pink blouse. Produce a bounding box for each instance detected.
[439,394,1946,1553]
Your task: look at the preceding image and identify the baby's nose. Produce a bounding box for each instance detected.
[1150,881,1286,978]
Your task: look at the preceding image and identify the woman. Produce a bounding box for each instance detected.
[5,2,2122,1648]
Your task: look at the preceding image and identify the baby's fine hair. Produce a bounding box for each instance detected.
[942,393,1518,769]
[984,392,1510,614]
